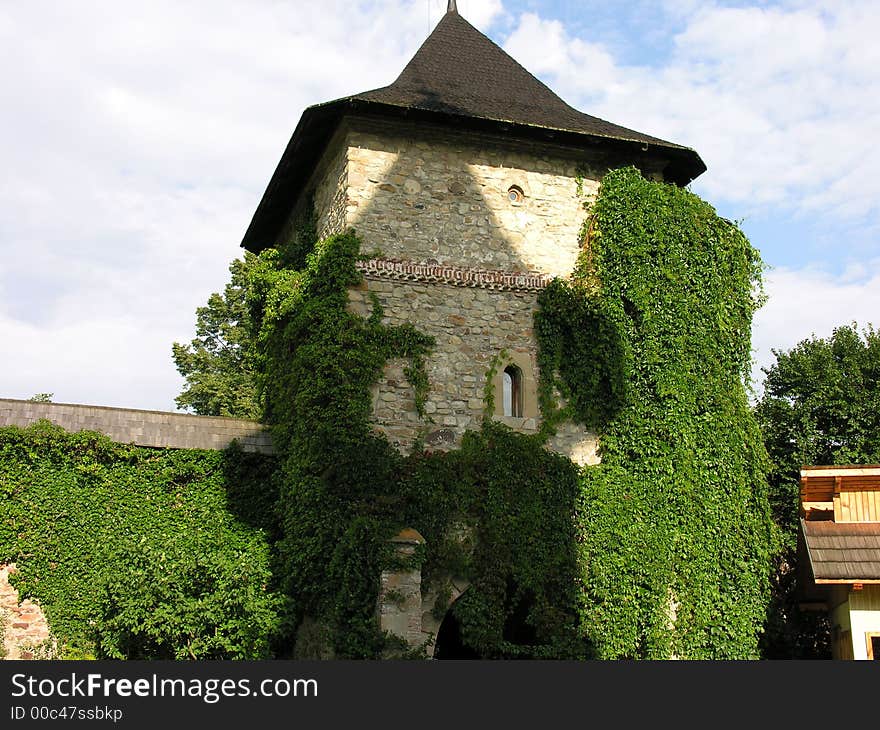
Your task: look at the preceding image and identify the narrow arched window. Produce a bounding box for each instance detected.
[502,365,523,417]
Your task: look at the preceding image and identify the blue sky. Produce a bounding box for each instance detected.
[1,0,878,410]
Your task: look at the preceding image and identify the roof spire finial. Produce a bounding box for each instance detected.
[447,0,457,13]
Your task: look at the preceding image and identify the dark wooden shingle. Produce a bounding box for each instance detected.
[802,520,880,581]
[356,12,680,148]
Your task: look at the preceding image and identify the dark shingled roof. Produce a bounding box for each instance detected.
[241,10,706,252]
[355,12,684,149]
[801,520,880,582]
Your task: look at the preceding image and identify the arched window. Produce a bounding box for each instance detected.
[502,365,523,418]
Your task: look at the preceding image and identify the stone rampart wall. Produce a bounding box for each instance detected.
[0,399,273,453]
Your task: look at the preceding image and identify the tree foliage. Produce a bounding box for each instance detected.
[755,323,880,657]
[757,323,880,535]
[172,255,261,419]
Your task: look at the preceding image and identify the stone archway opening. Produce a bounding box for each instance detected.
[432,580,542,659]
[433,596,480,660]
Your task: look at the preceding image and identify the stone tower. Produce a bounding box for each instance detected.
[241,7,705,464]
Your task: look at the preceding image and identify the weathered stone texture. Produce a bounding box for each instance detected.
[1,564,56,660]
[376,530,426,650]
[0,399,273,453]
[419,575,470,657]
[345,118,596,278]
[312,131,349,241]
[347,279,597,462]
[279,126,349,247]
[549,422,600,467]
[349,278,532,448]
[283,117,604,463]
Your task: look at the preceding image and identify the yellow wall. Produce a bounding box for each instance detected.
[834,586,880,660]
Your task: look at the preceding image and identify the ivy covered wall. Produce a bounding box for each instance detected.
[0,422,281,659]
[244,166,775,659]
[539,168,777,658]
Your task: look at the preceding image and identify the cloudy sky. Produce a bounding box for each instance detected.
[1,0,877,410]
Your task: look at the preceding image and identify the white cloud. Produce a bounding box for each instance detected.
[505,2,880,394]
[502,2,880,222]
[0,313,183,410]
[0,0,877,414]
[452,0,504,29]
[751,261,880,391]
[1,0,495,411]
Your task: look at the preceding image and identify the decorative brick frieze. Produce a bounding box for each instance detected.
[355,257,554,292]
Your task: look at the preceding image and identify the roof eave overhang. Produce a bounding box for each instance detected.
[241,99,707,253]
[813,578,880,584]
[800,518,880,585]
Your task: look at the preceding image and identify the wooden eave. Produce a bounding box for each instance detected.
[800,465,880,515]
[800,519,880,584]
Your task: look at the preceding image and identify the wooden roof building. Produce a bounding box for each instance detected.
[799,466,880,659]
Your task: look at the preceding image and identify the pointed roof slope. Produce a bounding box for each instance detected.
[355,11,679,149]
[242,10,705,252]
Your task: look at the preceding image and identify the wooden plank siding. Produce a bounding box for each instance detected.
[835,490,880,523]
[801,469,880,659]
[801,467,880,522]
[850,587,880,612]
[834,629,855,660]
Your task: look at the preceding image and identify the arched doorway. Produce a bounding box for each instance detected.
[432,581,541,659]
[433,604,481,659]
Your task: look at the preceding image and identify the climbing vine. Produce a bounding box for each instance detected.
[535,167,776,658]
[0,422,281,658]
[246,166,775,659]
[246,231,427,656]
[0,167,776,661]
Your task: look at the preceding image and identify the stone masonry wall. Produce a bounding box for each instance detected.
[0,399,273,453]
[311,130,349,242]
[344,117,597,278]
[1,564,55,660]
[347,278,597,465]
[376,529,425,651]
[348,278,532,447]
[278,126,349,247]
[292,117,605,463]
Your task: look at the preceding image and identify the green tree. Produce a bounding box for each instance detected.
[172,255,260,419]
[755,322,880,657]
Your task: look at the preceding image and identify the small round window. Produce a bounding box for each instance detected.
[507,185,524,204]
